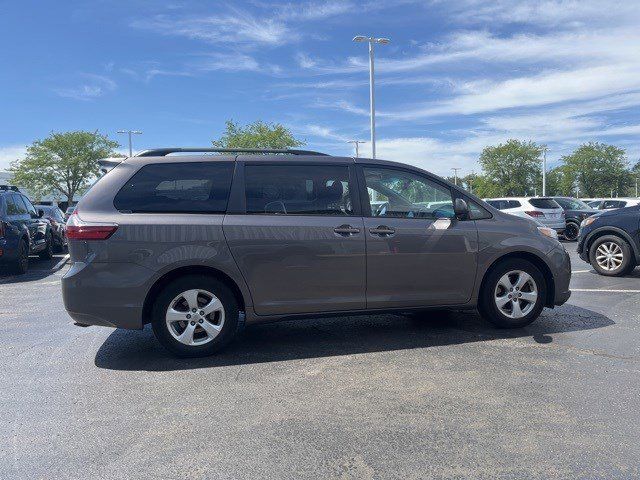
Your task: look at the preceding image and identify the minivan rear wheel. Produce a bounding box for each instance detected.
[151,275,240,357]
[479,259,546,328]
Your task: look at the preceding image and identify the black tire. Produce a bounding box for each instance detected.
[11,239,29,275]
[563,221,580,241]
[589,235,635,277]
[52,236,64,253]
[151,275,241,357]
[478,258,547,328]
[39,234,54,260]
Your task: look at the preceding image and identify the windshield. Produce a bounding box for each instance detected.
[555,198,591,210]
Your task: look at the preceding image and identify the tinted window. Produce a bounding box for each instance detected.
[486,200,503,209]
[245,165,353,216]
[508,200,522,208]
[20,196,37,217]
[555,198,590,210]
[10,194,28,215]
[114,162,234,213]
[363,167,453,219]
[603,200,624,209]
[38,206,64,222]
[529,198,560,209]
[5,195,22,215]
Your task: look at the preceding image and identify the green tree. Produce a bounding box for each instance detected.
[546,165,577,196]
[560,142,630,197]
[470,174,503,198]
[213,120,305,150]
[479,139,544,196]
[10,131,119,206]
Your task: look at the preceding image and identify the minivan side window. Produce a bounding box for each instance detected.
[244,164,353,216]
[363,167,454,219]
[114,162,234,213]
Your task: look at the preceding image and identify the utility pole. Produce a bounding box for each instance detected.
[117,130,142,157]
[347,140,366,158]
[451,167,461,186]
[353,36,390,159]
[542,146,547,196]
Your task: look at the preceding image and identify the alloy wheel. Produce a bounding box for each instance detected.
[595,241,624,271]
[564,222,579,241]
[165,289,225,346]
[494,270,538,319]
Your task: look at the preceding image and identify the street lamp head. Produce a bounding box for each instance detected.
[353,35,368,42]
[376,38,391,44]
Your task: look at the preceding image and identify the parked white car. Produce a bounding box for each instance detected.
[583,198,640,210]
[484,197,565,233]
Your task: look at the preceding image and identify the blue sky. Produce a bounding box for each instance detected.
[1,0,640,176]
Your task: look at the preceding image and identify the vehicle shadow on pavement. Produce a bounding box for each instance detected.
[94,304,614,372]
[0,256,67,284]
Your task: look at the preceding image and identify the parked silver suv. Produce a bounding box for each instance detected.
[62,148,571,357]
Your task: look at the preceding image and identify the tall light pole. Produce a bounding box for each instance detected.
[353,35,390,159]
[451,167,461,186]
[542,146,548,197]
[117,130,142,157]
[347,140,366,158]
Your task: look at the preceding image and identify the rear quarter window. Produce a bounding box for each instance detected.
[114,162,234,213]
[529,198,560,209]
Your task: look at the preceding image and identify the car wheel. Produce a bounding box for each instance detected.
[11,239,29,275]
[589,235,635,276]
[479,258,546,328]
[151,275,241,357]
[39,234,54,260]
[563,221,580,241]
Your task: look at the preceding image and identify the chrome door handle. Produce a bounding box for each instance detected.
[334,224,361,236]
[369,225,396,236]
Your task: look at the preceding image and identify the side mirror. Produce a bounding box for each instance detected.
[38,209,44,218]
[453,198,469,220]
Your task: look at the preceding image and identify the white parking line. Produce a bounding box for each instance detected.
[52,255,69,271]
[571,270,592,273]
[572,288,640,293]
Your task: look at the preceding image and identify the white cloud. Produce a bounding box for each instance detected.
[0,145,27,171]
[53,73,117,101]
[131,10,294,47]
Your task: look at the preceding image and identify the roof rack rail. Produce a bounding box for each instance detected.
[135,148,328,157]
[0,185,20,192]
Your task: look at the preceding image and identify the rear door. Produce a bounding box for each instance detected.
[223,161,366,316]
[358,165,478,308]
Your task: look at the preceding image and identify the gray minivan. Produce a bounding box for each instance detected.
[62,148,571,357]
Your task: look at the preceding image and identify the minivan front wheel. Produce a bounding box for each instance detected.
[151,275,240,357]
[479,259,546,328]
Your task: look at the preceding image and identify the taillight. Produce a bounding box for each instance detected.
[67,225,118,240]
[66,210,117,240]
[525,211,544,218]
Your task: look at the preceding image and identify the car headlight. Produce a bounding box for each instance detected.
[537,226,558,240]
[581,216,597,228]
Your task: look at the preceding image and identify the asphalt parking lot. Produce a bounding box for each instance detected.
[1,245,639,479]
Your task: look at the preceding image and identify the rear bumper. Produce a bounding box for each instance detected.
[62,260,153,330]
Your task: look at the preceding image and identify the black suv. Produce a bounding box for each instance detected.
[577,205,640,276]
[0,186,54,274]
[550,197,598,241]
